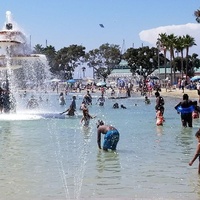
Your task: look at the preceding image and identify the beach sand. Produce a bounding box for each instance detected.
[159,88,199,100]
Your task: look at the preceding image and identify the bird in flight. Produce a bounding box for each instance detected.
[99,24,104,28]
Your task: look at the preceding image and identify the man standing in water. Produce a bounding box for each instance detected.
[96,120,120,151]
[60,95,76,116]
[175,94,194,127]
[155,91,165,115]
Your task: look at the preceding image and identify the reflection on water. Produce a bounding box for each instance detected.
[0,94,200,199]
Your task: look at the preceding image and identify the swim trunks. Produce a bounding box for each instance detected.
[103,129,119,150]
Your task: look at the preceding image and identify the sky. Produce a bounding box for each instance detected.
[1,0,200,77]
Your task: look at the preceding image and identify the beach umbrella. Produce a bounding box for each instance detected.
[67,79,76,84]
[82,77,94,81]
[96,81,106,87]
[50,78,61,82]
[149,76,159,80]
[190,76,200,82]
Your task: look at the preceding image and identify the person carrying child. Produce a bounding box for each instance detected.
[155,91,165,115]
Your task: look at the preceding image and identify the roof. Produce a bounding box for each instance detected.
[109,68,132,78]
[119,60,128,66]
[111,69,131,73]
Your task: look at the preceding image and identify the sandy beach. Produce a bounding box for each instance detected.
[159,87,199,100]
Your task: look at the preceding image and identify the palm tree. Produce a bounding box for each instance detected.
[174,36,185,78]
[194,9,200,23]
[158,33,168,79]
[183,34,196,82]
[167,34,178,84]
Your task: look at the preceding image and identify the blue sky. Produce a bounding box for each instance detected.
[1,0,199,52]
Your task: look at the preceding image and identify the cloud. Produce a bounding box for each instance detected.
[139,23,200,54]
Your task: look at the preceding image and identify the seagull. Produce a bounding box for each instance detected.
[99,24,104,28]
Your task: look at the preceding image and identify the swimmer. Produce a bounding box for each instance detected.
[80,109,96,127]
[60,96,76,116]
[96,120,120,151]
[59,92,66,106]
[83,90,92,105]
[144,96,150,104]
[174,94,194,127]
[26,95,39,109]
[121,104,127,109]
[113,103,119,109]
[192,101,200,119]
[155,92,165,115]
[156,107,164,126]
[97,94,105,106]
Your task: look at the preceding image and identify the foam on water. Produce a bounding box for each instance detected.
[0,113,43,121]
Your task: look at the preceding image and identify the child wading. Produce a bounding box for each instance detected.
[156,107,164,126]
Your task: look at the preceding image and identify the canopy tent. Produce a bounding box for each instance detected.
[190,76,200,82]
[96,81,106,87]
[67,79,76,84]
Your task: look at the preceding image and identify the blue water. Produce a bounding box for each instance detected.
[0,91,200,200]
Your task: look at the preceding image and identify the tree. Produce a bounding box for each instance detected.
[85,43,121,81]
[55,45,86,79]
[194,9,200,23]
[33,44,44,54]
[123,46,159,78]
[43,45,57,74]
[183,34,196,81]
[188,53,200,76]
[157,33,169,79]
[165,34,177,84]
[172,54,200,79]
[174,36,185,78]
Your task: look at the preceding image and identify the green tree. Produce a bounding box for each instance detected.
[194,9,200,23]
[165,34,177,84]
[43,45,57,74]
[183,34,196,80]
[32,44,44,54]
[56,44,86,79]
[172,54,200,77]
[157,33,169,79]
[174,36,185,78]
[85,43,121,81]
[123,46,159,78]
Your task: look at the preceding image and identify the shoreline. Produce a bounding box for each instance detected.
[159,88,199,100]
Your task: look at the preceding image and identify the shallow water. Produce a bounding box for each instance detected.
[0,92,200,200]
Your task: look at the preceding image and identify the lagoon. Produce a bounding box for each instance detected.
[0,91,200,200]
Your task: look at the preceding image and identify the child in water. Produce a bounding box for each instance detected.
[156,107,164,126]
[80,108,96,127]
[189,129,200,174]
[192,101,200,119]
[59,92,66,105]
[144,96,150,104]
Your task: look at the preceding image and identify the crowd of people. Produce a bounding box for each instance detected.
[3,79,200,172]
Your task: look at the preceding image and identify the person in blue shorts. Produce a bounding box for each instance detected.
[96,120,120,151]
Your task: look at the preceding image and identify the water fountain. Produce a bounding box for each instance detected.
[0,11,50,114]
